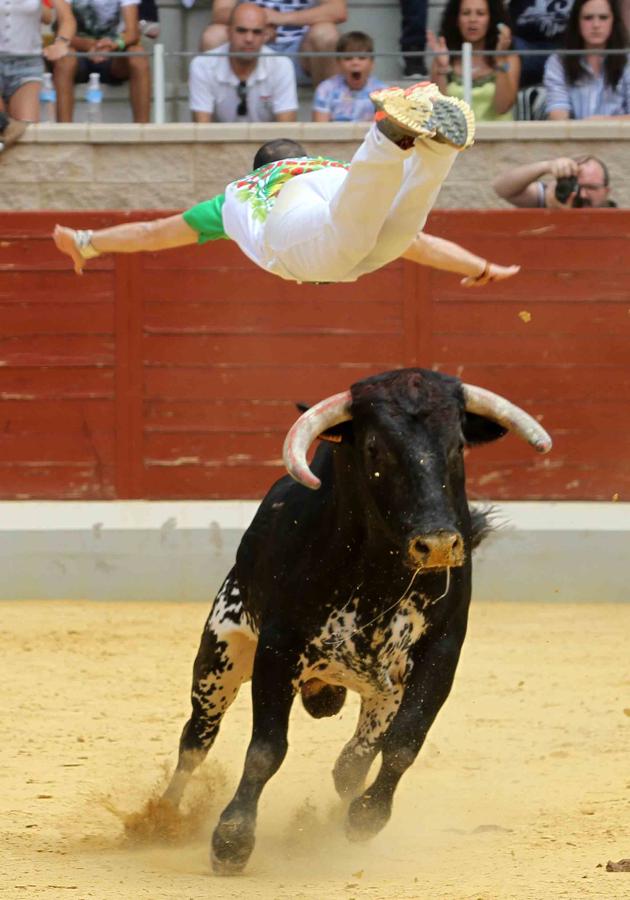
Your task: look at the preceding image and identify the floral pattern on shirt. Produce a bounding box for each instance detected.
[231,156,349,222]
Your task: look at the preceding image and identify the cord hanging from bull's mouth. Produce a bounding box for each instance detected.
[324,566,451,648]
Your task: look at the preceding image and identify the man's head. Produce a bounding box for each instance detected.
[336,32,375,92]
[253,139,308,170]
[574,156,612,207]
[228,2,268,61]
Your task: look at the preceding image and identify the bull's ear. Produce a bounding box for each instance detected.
[462,412,508,446]
[317,421,353,444]
[294,403,352,444]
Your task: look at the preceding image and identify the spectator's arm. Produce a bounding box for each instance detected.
[265,0,348,28]
[117,4,141,48]
[44,0,76,60]
[312,81,332,121]
[493,54,521,115]
[193,111,214,122]
[492,160,559,208]
[210,0,236,26]
[313,109,331,121]
[401,232,520,285]
[276,110,298,121]
[543,54,571,120]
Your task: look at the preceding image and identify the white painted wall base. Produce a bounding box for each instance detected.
[0,501,627,603]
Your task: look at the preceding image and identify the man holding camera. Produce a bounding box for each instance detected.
[492,156,616,208]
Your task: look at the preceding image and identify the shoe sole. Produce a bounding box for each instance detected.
[406,87,475,149]
[370,86,436,140]
[0,118,27,152]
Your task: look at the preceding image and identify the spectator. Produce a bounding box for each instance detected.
[399,0,428,77]
[312,31,386,121]
[492,154,616,207]
[0,0,75,128]
[543,0,630,119]
[52,0,151,123]
[427,0,521,121]
[189,3,298,123]
[508,0,574,88]
[201,0,347,87]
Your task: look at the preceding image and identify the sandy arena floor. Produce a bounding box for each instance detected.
[1,599,628,900]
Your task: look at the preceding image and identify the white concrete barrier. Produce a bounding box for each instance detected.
[0,501,627,603]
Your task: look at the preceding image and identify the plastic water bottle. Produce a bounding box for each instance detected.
[85,72,103,123]
[40,72,56,124]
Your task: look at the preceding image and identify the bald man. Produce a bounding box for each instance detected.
[189,3,298,123]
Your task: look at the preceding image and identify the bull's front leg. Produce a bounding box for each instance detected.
[211,626,300,875]
[347,611,469,842]
[333,688,403,800]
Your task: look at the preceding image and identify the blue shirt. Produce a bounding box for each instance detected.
[313,74,387,122]
[544,53,630,118]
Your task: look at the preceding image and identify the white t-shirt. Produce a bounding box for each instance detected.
[188,44,298,122]
[0,0,43,55]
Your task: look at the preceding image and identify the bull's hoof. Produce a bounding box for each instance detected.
[301,682,347,719]
[345,794,391,843]
[211,817,255,875]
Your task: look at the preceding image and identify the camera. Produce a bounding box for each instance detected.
[555,175,584,207]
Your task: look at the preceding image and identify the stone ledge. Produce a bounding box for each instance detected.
[22,119,630,145]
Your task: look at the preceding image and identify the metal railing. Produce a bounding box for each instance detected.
[33,44,630,123]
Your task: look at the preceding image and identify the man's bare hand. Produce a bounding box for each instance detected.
[461,263,520,287]
[53,225,85,275]
[548,157,578,179]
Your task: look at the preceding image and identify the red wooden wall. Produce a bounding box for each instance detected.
[0,210,627,501]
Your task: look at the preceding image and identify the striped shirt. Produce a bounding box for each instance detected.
[544,53,630,118]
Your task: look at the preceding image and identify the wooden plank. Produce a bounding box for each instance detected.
[144,399,299,432]
[144,365,389,401]
[0,432,115,463]
[0,303,114,336]
[0,368,114,399]
[144,333,404,367]
[144,299,402,334]
[436,365,630,403]
[0,271,113,303]
[433,301,630,333]
[433,334,628,366]
[0,464,116,500]
[0,400,114,432]
[0,336,114,367]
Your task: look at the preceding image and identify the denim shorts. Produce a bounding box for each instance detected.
[0,55,44,102]
[267,36,310,85]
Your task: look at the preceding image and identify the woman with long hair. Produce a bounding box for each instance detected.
[427,0,520,121]
[544,0,630,118]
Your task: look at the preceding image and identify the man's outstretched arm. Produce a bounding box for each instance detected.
[53,215,199,275]
[401,232,520,286]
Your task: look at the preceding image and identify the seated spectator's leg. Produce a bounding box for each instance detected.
[200,0,235,50]
[300,23,340,86]
[5,56,44,122]
[513,36,549,89]
[52,54,80,123]
[7,83,40,123]
[111,44,151,123]
[399,0,427,77]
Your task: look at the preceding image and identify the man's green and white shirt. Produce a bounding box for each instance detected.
[182,156,349,279]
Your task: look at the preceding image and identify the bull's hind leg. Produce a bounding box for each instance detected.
[333,687,402,803]
[163,569,256,806]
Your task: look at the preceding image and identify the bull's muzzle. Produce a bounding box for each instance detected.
[407,531,464,569]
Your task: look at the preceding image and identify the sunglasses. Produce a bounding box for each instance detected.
[237,80,248,117]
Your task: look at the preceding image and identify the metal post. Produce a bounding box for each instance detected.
[153,42,166,124]
[462,42,473,107]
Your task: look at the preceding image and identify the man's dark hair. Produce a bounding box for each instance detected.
[253,139,307,170]
[336,31,374,55]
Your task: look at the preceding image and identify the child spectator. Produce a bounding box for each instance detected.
[312,31,387,122]
[427,0,521,121]
[544,0,630,119]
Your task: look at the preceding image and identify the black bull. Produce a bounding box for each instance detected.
[162,368,551,873]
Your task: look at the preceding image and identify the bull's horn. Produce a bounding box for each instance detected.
[282,390,353,489]
[462,384,552,453]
